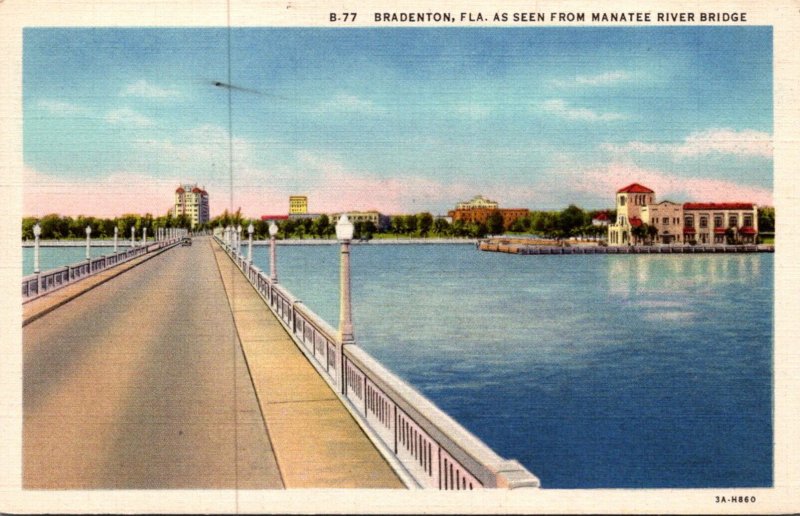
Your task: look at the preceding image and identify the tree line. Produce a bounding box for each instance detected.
[208,207,614,240]
[22,206,776,241]
[22,212,192,240]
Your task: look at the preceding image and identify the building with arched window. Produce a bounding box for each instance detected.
[607,183,759,246]
[607,183,654,245]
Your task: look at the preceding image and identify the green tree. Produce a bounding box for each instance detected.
[647,224,658,244]
[487,210,505,235]
[417,212,434,236]
[22,217,37,240]
[433,217,451,236]
[559,205,587,235]
[314,214,332,238]
[631,224,646,245]
[389,216,405,235]
[451,220,468,237]
[758,206,774,232]
[404,214,418,235]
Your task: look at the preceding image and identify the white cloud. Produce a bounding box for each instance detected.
[602,129,773,159]
[575,71,632,86]
[121,79,181,99]
[551,70,633,88]
[541,99,626,122]
[105,108,153,127]
[35,99,86,116]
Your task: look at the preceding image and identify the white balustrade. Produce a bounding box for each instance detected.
[22,237,180,302]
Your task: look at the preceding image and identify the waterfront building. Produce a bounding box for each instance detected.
[607,183,759,245]
[289,195,308,215]
[641,201,684,244]
[455,195,500,210]
[288,213,323,220]
[448,207,530,229]
[683,203,758,244]
[330,210,390,230]
[261,214,289,221]
[591,212,610,226]
[173,184,210,228]
[607,183,655,245]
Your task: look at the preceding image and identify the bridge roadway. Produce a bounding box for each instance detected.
[23,236,403,489]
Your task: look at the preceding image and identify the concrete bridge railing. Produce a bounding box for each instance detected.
[22,238,182,302]
[219,236,540,490]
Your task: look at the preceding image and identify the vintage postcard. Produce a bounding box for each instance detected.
[0,0,798,513]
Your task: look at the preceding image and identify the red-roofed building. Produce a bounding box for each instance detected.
[592,212,610,226]
[608,183,759,245]
[608,183,655,245]
[617,183,655,194]
[683,202,757,244]
[173,183,210,228]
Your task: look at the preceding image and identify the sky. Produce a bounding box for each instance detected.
[22,27,773,218]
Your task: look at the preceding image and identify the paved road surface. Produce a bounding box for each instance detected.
[23,237,283,489]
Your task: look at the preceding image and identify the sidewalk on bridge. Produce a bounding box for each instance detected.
[22,244,177,327]
[211,240,405,489]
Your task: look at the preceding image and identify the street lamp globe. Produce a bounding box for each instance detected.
[336,215,354,241]
[33,223,41,238]
[269,222,279,237]
[248,223,254,235]
[237,224,242,234]
[86,225,92,236]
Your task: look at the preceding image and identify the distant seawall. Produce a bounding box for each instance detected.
[479,239,775,255]
[257,238,478,246]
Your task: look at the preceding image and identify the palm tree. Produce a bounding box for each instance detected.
[631,224,645,245]
[647,224,658,245]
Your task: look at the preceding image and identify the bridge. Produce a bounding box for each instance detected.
[21,229,539,490]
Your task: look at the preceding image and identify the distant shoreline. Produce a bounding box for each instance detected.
[256,238,479,246]
[22,238,479,247]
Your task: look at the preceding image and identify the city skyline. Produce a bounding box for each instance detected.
[23,27,773,218]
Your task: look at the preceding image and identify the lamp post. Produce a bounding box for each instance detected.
[143,227,147,247]
[225,225,232,248]
[131,226,135,247]
[336,215,355,344]
[237,224,242,255]
[114,226,118,252]
[85,225,92,260]
[247,223,254,263]
[269,221,279,282]
[33,223,41,274]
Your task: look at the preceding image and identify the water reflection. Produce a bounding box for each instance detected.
[608,254,761,297]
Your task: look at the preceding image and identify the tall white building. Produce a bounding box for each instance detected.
[173,184,209,228]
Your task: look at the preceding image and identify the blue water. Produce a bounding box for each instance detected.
[22,246,127,276]
[254,244,772,489]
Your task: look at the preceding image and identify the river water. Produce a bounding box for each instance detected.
[22,246,124,276]
[22,243,773,488]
